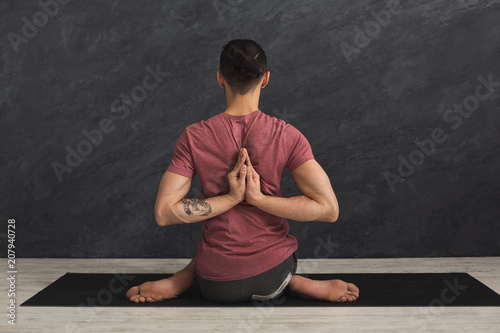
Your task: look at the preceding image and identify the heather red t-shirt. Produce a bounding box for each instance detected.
[166,109,315,281]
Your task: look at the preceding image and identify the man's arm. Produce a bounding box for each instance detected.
[252,159,339,222]
[154,170,239,226]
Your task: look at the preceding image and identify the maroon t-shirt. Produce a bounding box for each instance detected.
[166,110,315,281]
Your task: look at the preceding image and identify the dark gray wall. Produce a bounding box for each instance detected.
[1,0,499,258]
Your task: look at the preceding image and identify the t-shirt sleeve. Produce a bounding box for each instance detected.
[284,124,315,172]
[166,129,196,178]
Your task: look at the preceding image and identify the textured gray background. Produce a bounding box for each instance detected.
[1,0,499,258]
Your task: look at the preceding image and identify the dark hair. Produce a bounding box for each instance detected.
[219,39,267,95]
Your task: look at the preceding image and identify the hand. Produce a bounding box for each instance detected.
[227,148,248,204]
[244,151,265,206]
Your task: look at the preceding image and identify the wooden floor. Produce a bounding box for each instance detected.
[1,257,499,333]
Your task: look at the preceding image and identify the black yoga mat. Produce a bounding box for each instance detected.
[21,272,500,307]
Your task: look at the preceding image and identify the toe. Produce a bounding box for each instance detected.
[146,296,155,302]
[348,283,359,293]
[126,286,139,299]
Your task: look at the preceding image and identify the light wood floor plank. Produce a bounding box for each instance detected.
[1,257,499,332]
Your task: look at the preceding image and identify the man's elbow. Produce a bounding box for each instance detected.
[155,205,172,226]
[314,201,339,223]
[326,202,339,223]
[329,206,339,223]
[155,204,186,226]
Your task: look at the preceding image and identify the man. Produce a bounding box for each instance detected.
[126,39,359,303]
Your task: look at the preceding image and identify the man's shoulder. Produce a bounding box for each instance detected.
[184,110,295,133]
[260,111,287,126]
[185,113,219,131]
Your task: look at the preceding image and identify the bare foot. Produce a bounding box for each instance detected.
[287,275,360,302]
[126,269,195,303]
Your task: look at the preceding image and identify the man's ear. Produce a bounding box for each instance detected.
[261,71,270,88]
[217,71,225,89]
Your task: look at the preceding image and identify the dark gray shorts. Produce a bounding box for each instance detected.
[195,252,298,303]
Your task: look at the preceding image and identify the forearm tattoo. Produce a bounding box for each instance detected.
[181,198,212,216]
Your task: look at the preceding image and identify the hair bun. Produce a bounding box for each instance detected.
[232,49,262,79]
[219,39,267,94]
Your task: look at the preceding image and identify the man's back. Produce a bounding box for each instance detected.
[167,110,315,281]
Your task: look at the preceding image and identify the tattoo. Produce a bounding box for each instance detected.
[181,199,212,216]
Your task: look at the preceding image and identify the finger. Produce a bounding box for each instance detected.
[247,164,258,181]
[246,164,253,183]
[232,149,244,171]
[244,150,253,168]
[232,149,247,173]
[244,153,258,181]
[238,150,248,177]
[240,149,248,167]
[239,165,247,183]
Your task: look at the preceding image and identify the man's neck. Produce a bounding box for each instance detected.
[223,88,261,116]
